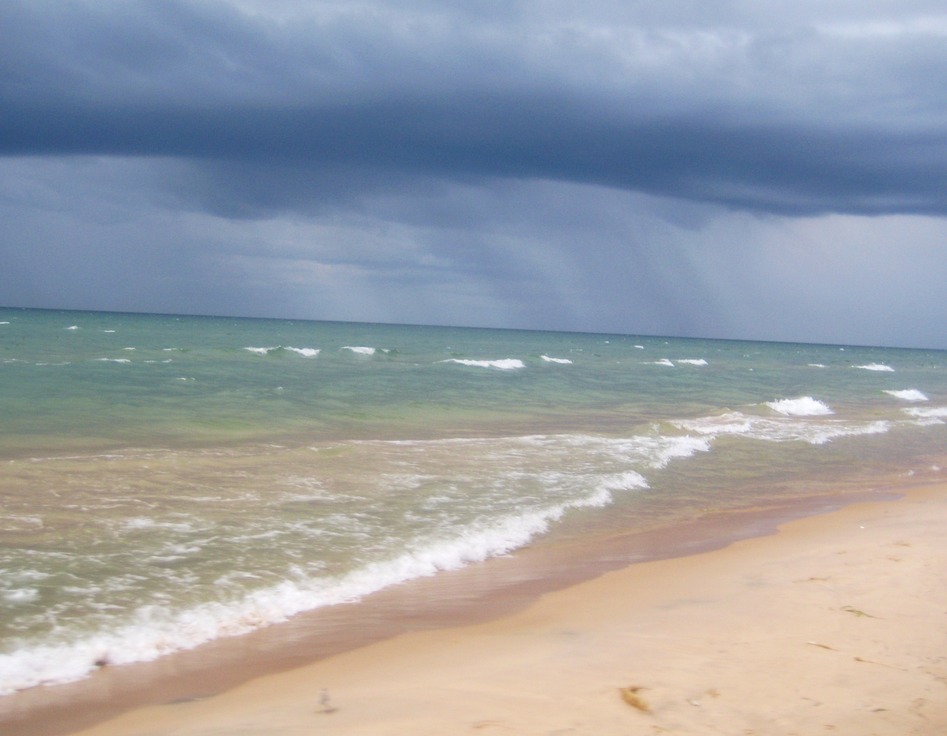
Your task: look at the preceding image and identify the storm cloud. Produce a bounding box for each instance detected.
[1,1,945,347]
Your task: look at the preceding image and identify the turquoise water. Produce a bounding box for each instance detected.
[1,307,945,694]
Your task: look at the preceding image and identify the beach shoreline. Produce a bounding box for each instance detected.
[4,475,945,736]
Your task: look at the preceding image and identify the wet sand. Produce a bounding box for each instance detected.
[47,481,947,736]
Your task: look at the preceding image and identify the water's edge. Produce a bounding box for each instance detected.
[0,475,924,736]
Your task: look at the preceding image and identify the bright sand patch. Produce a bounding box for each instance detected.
[53,484,947,735]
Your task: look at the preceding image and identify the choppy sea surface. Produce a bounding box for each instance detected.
[1,308,944,695]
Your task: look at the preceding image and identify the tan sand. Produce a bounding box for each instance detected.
[62,482,947,735]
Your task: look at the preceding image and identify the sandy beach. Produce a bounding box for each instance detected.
[42,480,944,736]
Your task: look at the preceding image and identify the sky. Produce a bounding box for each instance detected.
[1,1,945,349]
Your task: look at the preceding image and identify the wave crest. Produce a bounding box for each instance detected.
[765,397,833,416]
[440,358,525,370]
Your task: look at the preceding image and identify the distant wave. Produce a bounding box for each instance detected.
[341,346,377,356]
[765,397,833,416]
[856,363,895,372]
[541,355,573,364]
[440,358,525,370]
[647,358,707,368]
[884,389,928,402]
[287,347,320,358]
[244,346,320,358]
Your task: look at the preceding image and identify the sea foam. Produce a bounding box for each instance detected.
[0,478,631,696]
[903,406,947,424]
[673,411,889,446]
[856,363,895,372]
[541,355,573,364]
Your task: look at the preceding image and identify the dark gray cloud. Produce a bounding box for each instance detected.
[1,1,946,348]
[2,0,946,215]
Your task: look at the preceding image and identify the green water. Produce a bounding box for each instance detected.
[1,308,944,695]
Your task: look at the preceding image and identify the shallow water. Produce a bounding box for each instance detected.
[1,308,945,695]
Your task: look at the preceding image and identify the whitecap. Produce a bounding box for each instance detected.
[541,355,573,364]
[342,346,376,356]
[66,325,79,331]
[96,358,132,364]
[677,358,708,366]
[440,358,525,370]
[650,359,675,367]
[883,389,928,402]
[244,346,277,356]
[286,347,320,358]
[856,363,895,372]
[765,397,833,416]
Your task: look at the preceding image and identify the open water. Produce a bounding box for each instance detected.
[1,307,944,695]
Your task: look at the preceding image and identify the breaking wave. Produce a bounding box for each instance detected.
[440,358,525,370]
[765,397,833,416]
[884,389,928,402]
